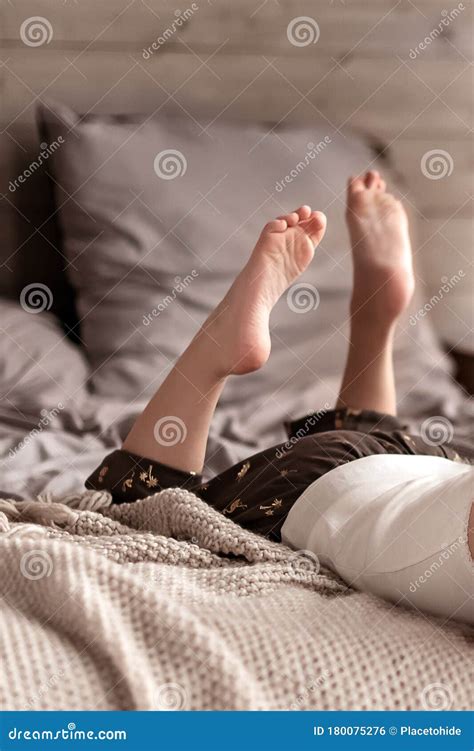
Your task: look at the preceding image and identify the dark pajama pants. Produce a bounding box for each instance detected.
[86,408,473,542]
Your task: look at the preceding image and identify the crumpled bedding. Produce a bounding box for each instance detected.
[0,488,472,711]
[1,296,472,500]
[1,296,473,713]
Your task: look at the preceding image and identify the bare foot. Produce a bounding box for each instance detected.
[346,170,415,324]
[200,206,327,376]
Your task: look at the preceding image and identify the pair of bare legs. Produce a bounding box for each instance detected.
[123,169,474,558]
[124,170,414,472]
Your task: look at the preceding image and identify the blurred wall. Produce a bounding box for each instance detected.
[0,0,472,349]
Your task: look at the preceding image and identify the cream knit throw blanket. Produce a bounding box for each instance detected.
[0,489,471,711]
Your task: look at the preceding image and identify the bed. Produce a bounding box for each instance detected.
[0,0,472,712]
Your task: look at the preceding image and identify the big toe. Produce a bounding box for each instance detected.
[347,176,365,199]
[364,170,380,189]
[302,210,327,246]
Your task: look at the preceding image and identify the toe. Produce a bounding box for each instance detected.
[364,170,379,189]
[278,211,300,227]
[348,176,365,195]
[263,218,287,234]
[302,211,327,246]
[296,205,312,221]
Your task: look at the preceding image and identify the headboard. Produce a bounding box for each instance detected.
[1,0,472,340]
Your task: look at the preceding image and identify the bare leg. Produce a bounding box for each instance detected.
[123,207,327,473]
[337,170,415,415]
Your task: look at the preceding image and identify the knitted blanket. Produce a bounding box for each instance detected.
[0,489,471,711]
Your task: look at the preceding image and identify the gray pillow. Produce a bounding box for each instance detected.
[38,101,460,472]
[0,299,89,414]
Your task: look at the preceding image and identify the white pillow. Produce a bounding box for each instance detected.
[282,454,473,623]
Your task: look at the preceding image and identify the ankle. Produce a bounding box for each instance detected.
[349,281,404,327]
[181,331,229,385]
